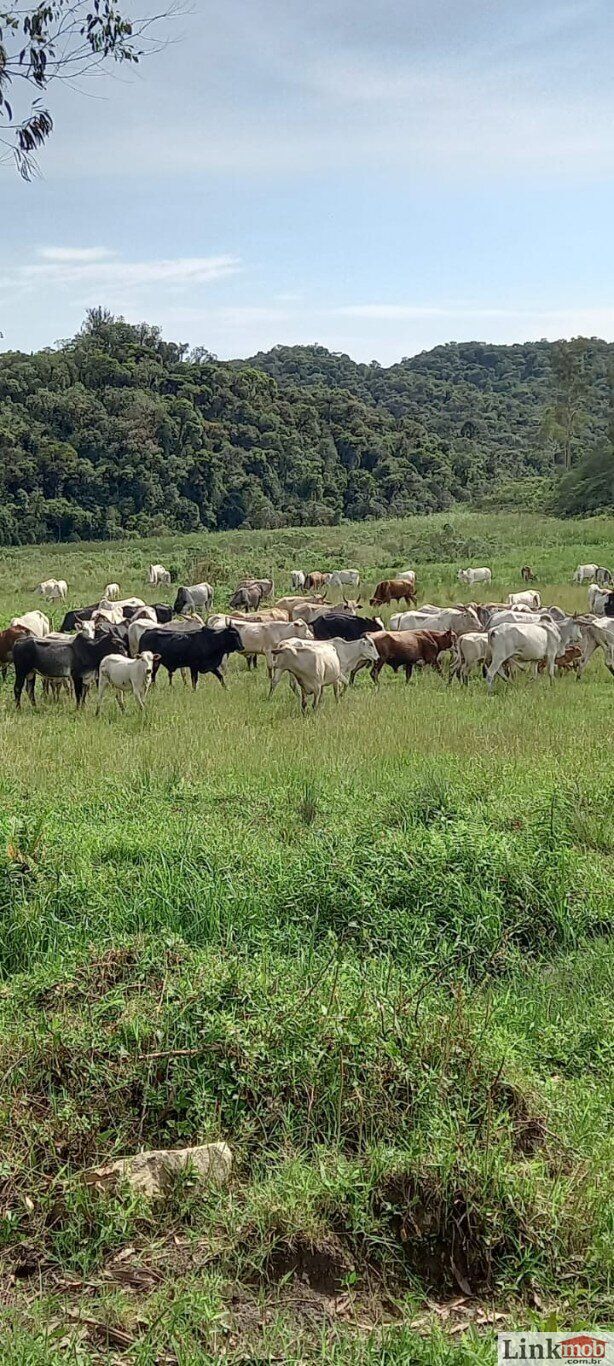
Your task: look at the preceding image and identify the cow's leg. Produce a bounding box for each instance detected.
[116,691,126,712]
[370,659,383,685]
[269,667,282,697]
[212,668,226,687]
[405,663,414,681]
[0,663,6,683]
[95,678,106,715]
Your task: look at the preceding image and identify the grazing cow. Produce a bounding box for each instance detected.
[291,570,306,590]
[573,564,599,584]
[173,583,214,614]
[148,564,171,587]
[238,577,274,600]
[234,618,312,675]
[508,591,542,609]
[36,578,68,601]
[370,579,417,608]
[269,639,345,711]
[128,614,204,659]
[104,583,120,600]
[96,651,157,714]
[449,631,490,684]
[0,625,29,681]
[230,582,263,612]
[458,567,492,586]
[13,630,127,708]
[304,571,330,593]
[576,616,614,675]
[595,566,613,587]
[137,624,243,689]
[391,606,481,636]
[588,584,610,615]
[327,569,361,593]
[521,567,536,582]
[365,628,453,683]
[11,611,50,638]
[486,619,581,692]
[311,612,384,642]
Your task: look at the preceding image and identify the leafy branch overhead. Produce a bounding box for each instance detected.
[0,2,166,177]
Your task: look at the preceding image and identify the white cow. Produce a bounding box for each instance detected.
[573,564,599,584]
[236,618,312,676]
[576,616,614,675]
[96,651,156,714]
[486,619,581,692]
[11,611,50,637]
[396,569,417,586]
[291,570,306,590]
[508,591,541,610]
[450,631,490,684]
[174,583,214,613]
[148,564,171,587]
[327,569,361,593]
[587,584,610,615]
[104,583,120,600]
[269,638,346,711]
[36,578,68,601]
[391,606,481,636]
[458,567,492,586]
[327,635,379,679]
[99,596,145,613]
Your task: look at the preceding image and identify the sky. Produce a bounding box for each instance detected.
[1,0,613,364]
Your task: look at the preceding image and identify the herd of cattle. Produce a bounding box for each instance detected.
[2,559,613,715]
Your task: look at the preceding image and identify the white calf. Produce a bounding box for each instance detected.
[36,578,67,601]
[573,564,599,584]
[104,583,120,600]
[450,631,490,684]
[291,570,306,590]
[587,584,609,614]
[96,651,156,714]
[458,567,492,586]
[507,591,541,609]
[148,564,171,587]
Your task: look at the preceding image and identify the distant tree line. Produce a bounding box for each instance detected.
[0,311,611,544]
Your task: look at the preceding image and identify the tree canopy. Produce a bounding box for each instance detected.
[0,312,611,544]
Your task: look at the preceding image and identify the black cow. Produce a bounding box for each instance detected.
[13,631,127,708]
[60,603,98,631]
[137,624,243,689]
[152,603,173,622]
[311,612,384,642]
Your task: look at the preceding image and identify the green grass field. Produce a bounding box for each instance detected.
[0,512,612,1362]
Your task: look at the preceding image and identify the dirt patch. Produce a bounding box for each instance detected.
[264,1232,353,1296]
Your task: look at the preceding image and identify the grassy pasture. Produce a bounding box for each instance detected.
[0,511,612,1362]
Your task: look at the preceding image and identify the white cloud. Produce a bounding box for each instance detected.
[0,252,242,301]
[38,247,116,263]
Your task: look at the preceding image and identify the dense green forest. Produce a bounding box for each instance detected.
[0,310,611,542]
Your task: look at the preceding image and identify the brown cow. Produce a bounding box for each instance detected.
[369,578,418,608]
[521,566,537,582]
[538,645,582,674]
[305,572,330,593]
[0,625,29,681]
[358,628,452,683]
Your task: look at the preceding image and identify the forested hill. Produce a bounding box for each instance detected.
[0,313,611,543]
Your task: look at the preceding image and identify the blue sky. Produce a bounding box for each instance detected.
[1,0,613,363]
